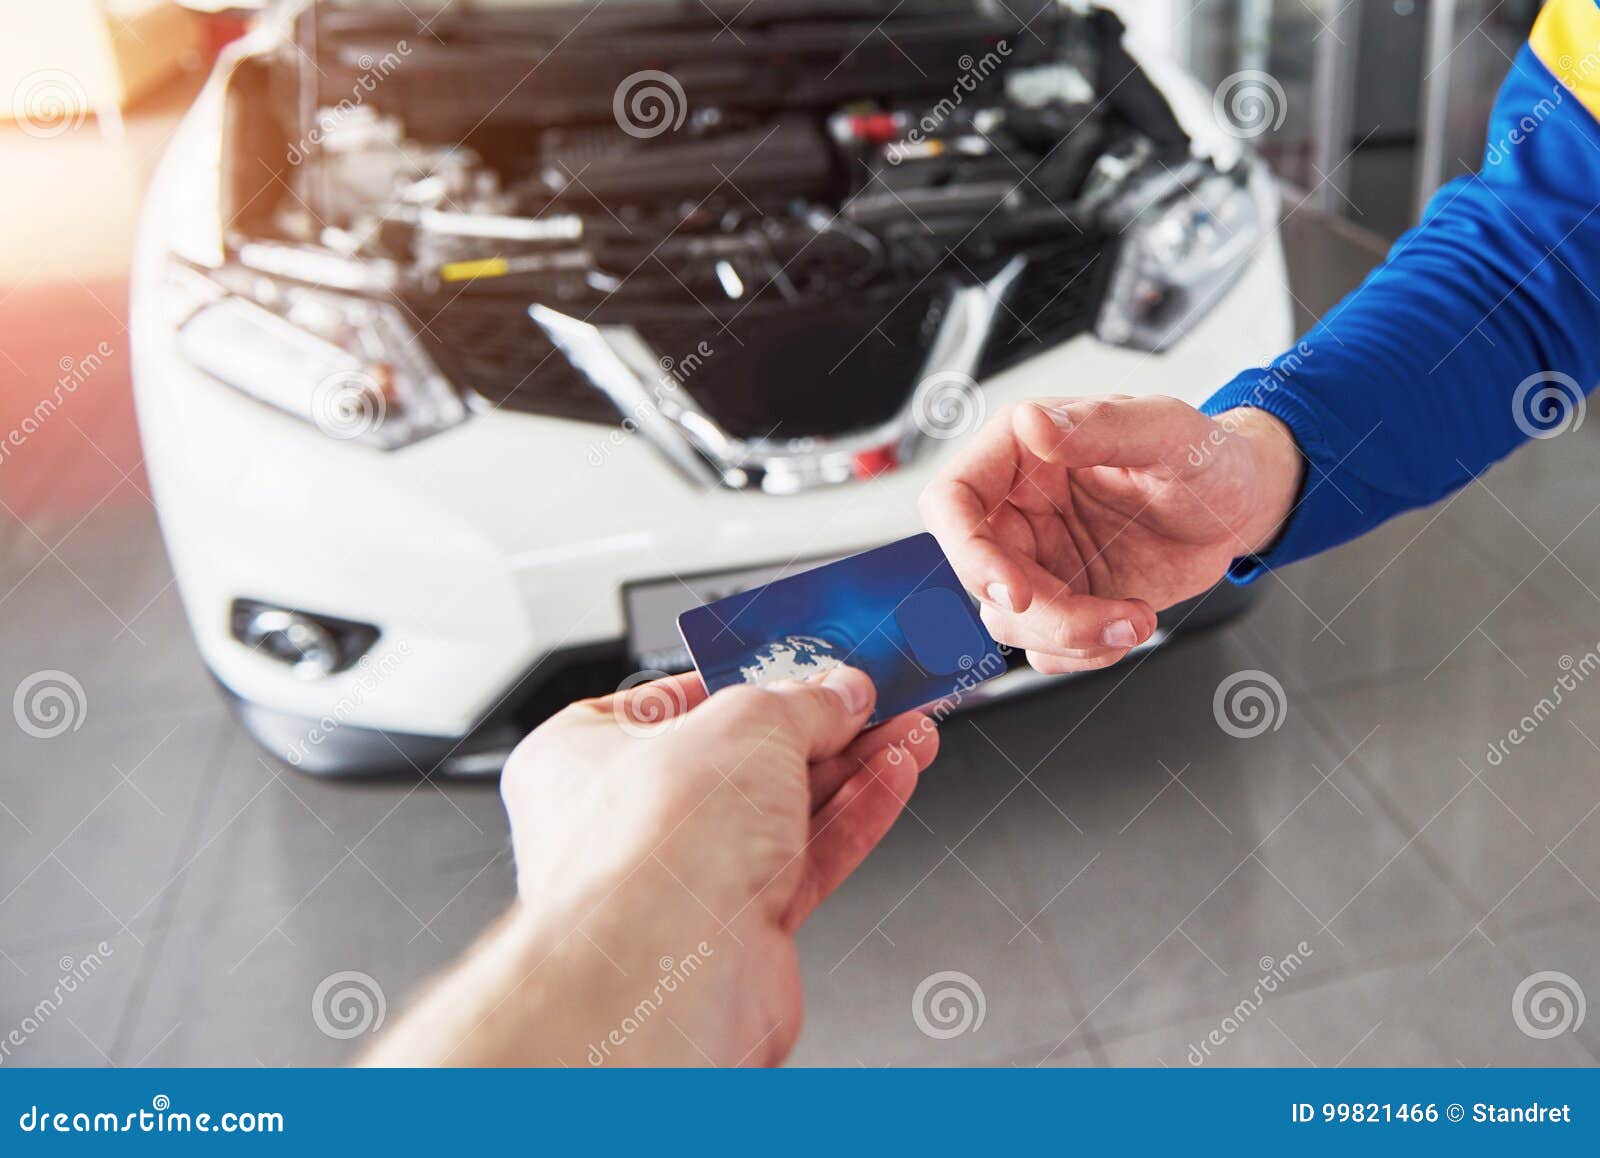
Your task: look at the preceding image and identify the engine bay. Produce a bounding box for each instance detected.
[197,1,1255,457]
[241,2,1193,315]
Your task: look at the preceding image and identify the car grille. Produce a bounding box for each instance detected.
[632,288,943,441]
[978,229,1115,378]
[406,293,621,426]
[405,232,1111,437]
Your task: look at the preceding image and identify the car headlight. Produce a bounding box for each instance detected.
[1096,164,1276,353]
[167,259,468,450]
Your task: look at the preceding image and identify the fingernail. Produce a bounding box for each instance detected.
[1041,403,1075,430]
[821,666,872,715]
[984,582,1015,612]
[1102,619,1138,648]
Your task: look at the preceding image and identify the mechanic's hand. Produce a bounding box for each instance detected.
[382,668,936,1068]
[920,397,1303,673]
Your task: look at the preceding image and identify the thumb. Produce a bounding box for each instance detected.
[689,666,877,764]
[762,666,878,762]
[1014,396,1210,470]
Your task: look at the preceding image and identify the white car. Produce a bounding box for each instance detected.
[133,0,1293,776]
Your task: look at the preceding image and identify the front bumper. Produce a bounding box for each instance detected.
[216,582,1263,778]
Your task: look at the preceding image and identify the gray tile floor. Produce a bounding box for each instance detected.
[3,158,1599,1069]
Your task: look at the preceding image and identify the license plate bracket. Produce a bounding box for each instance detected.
[623,552,848,673]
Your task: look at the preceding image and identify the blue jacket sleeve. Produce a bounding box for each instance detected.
[1200,1,1600,581]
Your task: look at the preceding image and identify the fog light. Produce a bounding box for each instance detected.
[230,599,379,680]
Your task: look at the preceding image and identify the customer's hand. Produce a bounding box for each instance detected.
[366,667,937,1068]
[920,396,1303,672]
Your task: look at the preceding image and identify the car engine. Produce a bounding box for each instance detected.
[203,0,1255,483]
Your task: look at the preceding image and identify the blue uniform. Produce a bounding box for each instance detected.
[1201,0,1600,581]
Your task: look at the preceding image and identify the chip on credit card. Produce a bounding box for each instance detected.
[677,533,1005,725]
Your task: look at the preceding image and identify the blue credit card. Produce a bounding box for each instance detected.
[677,533,1005,725]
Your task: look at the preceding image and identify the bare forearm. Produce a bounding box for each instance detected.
[361,907,604,1067]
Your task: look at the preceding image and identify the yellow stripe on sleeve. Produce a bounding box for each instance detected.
[1531,0,1600,122]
